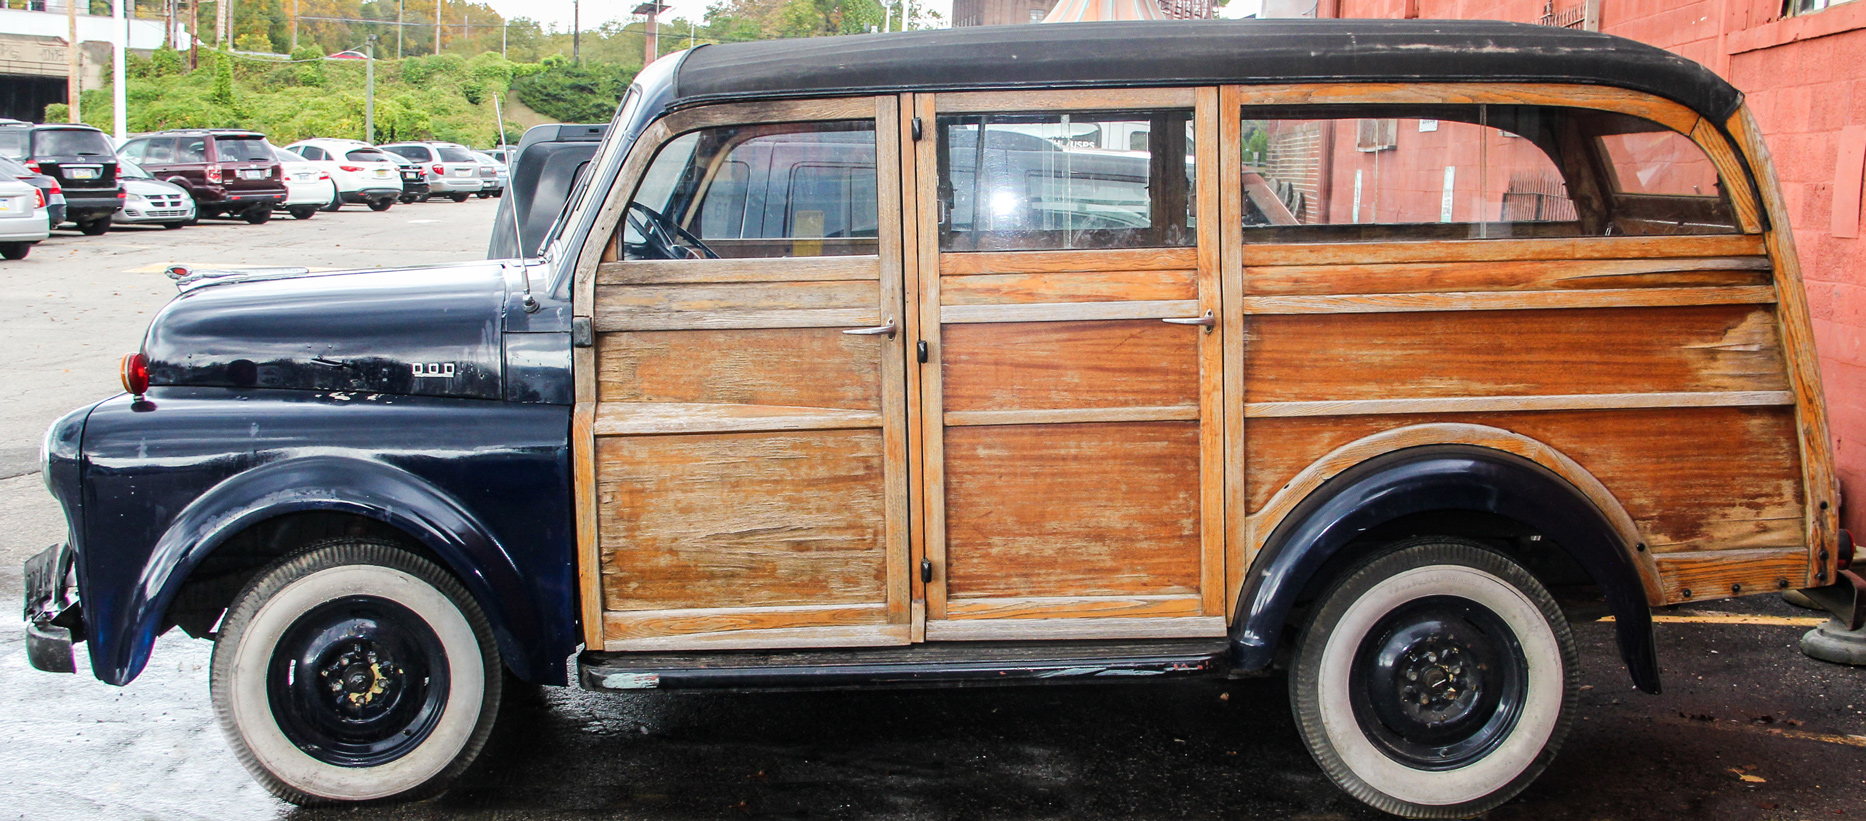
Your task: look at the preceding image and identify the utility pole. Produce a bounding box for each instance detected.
[433,0,439,55]
[396,0,403,58]
[572,0,579,63]
[365,34,376,142]
[289,0,295,50]
[188,0,197,67]
[500,19,505,57]
[113,0,125,141]
[66,0,79,123]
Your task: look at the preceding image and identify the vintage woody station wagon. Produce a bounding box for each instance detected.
[23,19,1865,818]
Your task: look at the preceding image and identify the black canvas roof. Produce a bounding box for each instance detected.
[673,19,1742,122]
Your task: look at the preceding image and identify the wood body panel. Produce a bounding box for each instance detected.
[597,328,883,410]
[1244,408,1805,556]
[940,269,1198,305]
[1246,305,1789,402]
[1245,256,1772,296]
[941,321,1199,412]
[942,421,1203,600]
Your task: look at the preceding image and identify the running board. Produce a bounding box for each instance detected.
[579,638,1232,692]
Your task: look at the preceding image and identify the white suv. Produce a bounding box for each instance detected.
[378,141,483,202]
[282,138,403,211]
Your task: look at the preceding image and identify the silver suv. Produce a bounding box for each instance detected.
[377,141,483,202]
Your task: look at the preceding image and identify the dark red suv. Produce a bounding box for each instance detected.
[117,129,286,223]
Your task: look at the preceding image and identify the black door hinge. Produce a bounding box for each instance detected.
[571,316,594,348]
[920,559,933,584]
[911,116,923,142]
[916,340,928,363]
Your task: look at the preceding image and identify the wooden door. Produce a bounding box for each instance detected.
[578,98,913,652]
[910,90,1229,641]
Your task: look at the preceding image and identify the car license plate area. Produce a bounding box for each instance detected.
[67,167,99,180]
[239,169,266,180]
[376,169,391,177]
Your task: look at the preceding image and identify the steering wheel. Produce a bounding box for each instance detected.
[624,201,719,260]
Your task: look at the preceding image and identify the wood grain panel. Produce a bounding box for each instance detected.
[1245,257,1772,296]
[1245,305,1789,402]
[942,320,1199,412]
[603,624,910,652]
[596,256,881,285]
[598,429,889,611]
[940,299,1200,324]
[595,403,883,435]
[946,405,1200,427]
[1245,407,1805,554]
[940,269,1198,305]
[945,594,1203,620]
[1651,548,1808,603]
[941,247,1200,276]
[1235,82,1702,133]
[597,328,882,410]
[944,422,1202,599]
[1240,287,1773,315]
[596,280,877,315]
[1244,391,1792,418]
[604,603,886,641]
[923,615,1226,641]
[1238,234,1766,268]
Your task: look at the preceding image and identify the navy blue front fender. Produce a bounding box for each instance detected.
[1231,445,1661,693]
[102,455,547,686]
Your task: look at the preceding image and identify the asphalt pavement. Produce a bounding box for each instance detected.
[1,201,1862,821]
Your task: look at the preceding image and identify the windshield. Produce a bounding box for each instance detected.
[118,159,151,179]
[383,145,427,161]
[346,149,392,163]
[436,145,477,163]
[33,128,113,157]
[0,128,26,160]
[215,137,271,161]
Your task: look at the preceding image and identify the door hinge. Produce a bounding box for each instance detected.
[916,340,928,363]
[911,116,923,142]
[571,316,593,348]
[920,559,933,584]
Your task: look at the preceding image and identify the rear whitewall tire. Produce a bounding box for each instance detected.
[211,540,502,805]
[1290,540,1577,818]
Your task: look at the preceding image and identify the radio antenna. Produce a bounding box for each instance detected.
[493,92,539,313]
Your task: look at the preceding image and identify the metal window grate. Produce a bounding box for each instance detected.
[1538,0,1590,29]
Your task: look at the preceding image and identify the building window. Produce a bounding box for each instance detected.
[1785,0,1859,15]
[1537,0,1598,30]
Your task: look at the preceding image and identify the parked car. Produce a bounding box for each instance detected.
[24,19,1866,818]
[282,138,402,211]
[0,120,122,235]
[378,141,482,201]
[484,146,516,166]
[470,150,506,198]
[269,146,334,220]
[386,153,432,203]
[112,159,195,229]
[117,129,286,224]
[0,155,66,228]
[0,175,50,259]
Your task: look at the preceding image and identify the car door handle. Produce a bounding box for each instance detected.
[842,318,897,338]
[1163,309,1216,333]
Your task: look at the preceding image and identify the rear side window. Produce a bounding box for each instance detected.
[1236,104,1737,241]
[624,120,880,259]
[215,137,272,162]
[436,146,478,163]
[346,149,392,163]
[384,146,429,161]
[295,145,326,160]
[34,128,113,157]
[937,109,1195,251]
[0,128,26,160]
[175,138,206,163]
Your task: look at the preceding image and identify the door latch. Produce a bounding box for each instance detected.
[571,316,594,348]
[1162,309,1216,334]
[911,116,923,142]
[920,559,933,584]
[916,340,928,363]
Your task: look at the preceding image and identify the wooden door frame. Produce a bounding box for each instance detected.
[909,86,1228,641]
[571,95,915,652]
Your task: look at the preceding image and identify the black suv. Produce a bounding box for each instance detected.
[0,119,122,235]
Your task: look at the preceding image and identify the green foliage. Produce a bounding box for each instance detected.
[292,45,327,86]
[43,103,67,122]
[211,50,237,108]
[509,62,633,124]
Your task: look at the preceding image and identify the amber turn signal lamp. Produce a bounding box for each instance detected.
[120,352,149,397]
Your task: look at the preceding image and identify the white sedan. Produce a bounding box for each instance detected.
[0,175,50,260]
[270,146,337,220]
[283,138,404,211]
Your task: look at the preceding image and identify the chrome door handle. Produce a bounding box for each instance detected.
[842,318,897,338]
[1163,309,1216,333]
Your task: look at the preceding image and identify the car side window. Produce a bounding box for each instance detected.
[623,120,879,260]
[1235,104,1738,241]
[175,138,207,163]
[937,109,1195,251]
[118,140,146,162]
[299,145,326,161]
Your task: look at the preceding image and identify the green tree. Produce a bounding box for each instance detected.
[212,49,237,108]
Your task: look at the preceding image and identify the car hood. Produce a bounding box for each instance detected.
[123,178,186,198]
[143,261,508,399]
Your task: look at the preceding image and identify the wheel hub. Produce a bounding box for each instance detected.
[267,596,449,767]
[1349,595,1527,770]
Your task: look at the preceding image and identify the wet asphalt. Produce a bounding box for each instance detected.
[1,200,1863,820]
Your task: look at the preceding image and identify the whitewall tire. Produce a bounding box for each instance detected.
[1290,539,1577,818]
[210,539,502,805]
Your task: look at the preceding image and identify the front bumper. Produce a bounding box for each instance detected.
[116,201,196,224]
[23,542,82,674]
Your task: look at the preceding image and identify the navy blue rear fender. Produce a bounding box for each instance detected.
[1232,445,1661,693]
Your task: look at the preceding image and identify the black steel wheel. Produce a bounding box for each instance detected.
[1289,538,1576,818]
[211,539,503,805]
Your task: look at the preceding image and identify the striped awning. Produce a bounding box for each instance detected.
[1041,0,1170,22]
